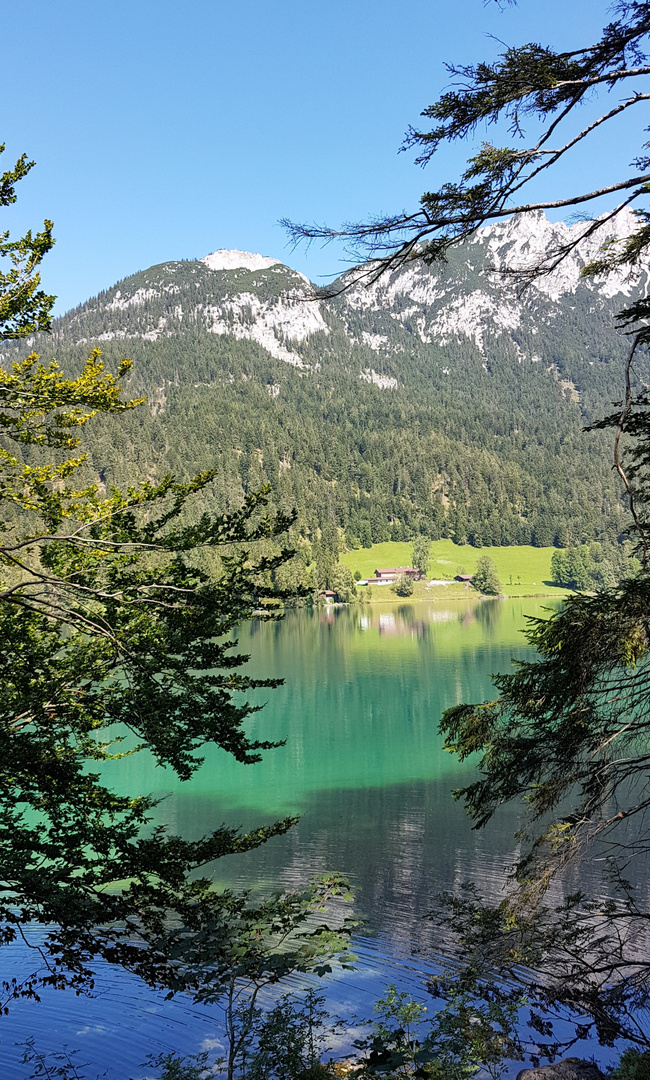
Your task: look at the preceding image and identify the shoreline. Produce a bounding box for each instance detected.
[364,579,569,602]
[321,587,571,609]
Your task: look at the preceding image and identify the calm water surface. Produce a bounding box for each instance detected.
[2,597,560,1077]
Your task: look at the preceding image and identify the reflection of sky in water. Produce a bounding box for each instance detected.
[1,600,573,1078]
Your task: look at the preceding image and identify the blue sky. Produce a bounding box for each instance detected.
[2,0,639,314]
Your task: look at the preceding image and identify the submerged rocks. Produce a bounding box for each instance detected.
[516,1060,605,1080]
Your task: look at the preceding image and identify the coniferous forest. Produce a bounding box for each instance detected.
[4,226,646,593]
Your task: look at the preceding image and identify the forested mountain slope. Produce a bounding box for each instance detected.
[5,212,648,562]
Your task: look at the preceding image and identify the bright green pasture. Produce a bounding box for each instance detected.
[340,540,567,597]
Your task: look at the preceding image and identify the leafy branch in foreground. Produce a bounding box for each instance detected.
[0,148,352,1029]
[0,391,308,1007]
[436,409,650,1052]
[350,982,518,1079]
[0,146,55,340]
[428,881,650,1061]
[157,877,355,1080]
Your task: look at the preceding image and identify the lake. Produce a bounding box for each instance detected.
[0,597,560,1078]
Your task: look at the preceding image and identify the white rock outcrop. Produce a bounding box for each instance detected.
[201,250,280,272]
[58,210,650,368]
[478,207,644,301]
[360,368,398,390]
[335,207,648,353]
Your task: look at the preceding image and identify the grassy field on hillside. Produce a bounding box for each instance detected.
[340,540,568,598]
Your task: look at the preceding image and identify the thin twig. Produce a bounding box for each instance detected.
[614,333,649,567]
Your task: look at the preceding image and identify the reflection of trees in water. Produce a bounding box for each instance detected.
[375,608,431,639]
[396,606,431,639]
[396,605,417,627]
[168,777,624,983]
[253,603,513,645]
[473,598,504,637]
[459,600,504,634]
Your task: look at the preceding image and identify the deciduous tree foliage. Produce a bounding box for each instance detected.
[0,147,54,340]
[0,149,352,1016]
[393,573,414,597]
[471,555,502,595]
[411,536,430,579]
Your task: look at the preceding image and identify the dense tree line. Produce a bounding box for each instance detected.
[550,541,640,589]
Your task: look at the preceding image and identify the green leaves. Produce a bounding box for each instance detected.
[411,536,430,579]
[441,574,650,875]
[0,146,55,340]
[471,556,502,596]
[0,464,308,1000]
[153,874,356,1005]
[0,349,142,448]
[354,978,524,1079]
[0,146,329,1016]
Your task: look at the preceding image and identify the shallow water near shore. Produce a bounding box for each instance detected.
[2,598,585,1078]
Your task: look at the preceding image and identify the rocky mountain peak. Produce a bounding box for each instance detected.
[33,209,649,384]
[477,207,643,300]
[201,250,281,273]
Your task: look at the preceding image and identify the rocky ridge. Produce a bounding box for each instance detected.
[28,208,646,396]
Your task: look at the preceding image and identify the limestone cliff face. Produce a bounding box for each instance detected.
[332,208,647,369]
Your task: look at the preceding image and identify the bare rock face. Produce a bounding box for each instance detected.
[516,1060,606,1080]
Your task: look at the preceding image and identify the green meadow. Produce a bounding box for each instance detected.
[340,540,570,598]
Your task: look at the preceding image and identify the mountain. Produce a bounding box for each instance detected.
[5,212,648,573]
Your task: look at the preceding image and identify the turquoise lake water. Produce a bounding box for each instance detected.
[0,597,561,1078]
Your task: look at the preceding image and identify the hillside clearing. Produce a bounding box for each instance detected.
[340,540,569,598]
